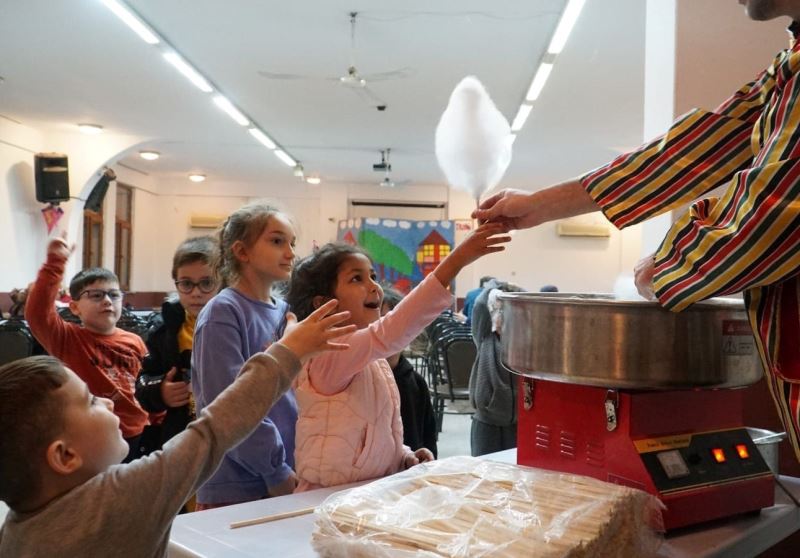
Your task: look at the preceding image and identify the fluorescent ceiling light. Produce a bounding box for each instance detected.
[188,173,206,182]
[509,134,517,145]
[163,52,213,93]
[138,150,160,160]
[100,0,160,45]
[548,0,586,54]
[510,105,533,132]
[525,62,554,102]
[213,95,249,126]
[248,128,276,149]
[306,176,321,185]
[78,124,103,135]
[274,150,296,167]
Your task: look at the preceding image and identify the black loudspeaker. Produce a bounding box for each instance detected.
[34,153,70,204]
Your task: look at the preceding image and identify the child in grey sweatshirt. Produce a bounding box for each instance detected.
[0,300,354,558]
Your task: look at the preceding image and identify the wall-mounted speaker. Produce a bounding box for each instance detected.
[34,153,70,204]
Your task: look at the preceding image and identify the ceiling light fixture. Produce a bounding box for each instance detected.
[293,164,305,178]
[163,52,213,93]
[99,0,160,45]
[306,176,321,185]
[510,105,533,132]
[274,150,296,167]
[78,124,104,135]
[138,150,160,160]
[248,128,276,149]
[525,62,554,102]
[188,173,206,183]
[212,95,249,126]
[547,0,586,54]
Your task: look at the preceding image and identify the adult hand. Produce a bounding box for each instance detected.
[472,189,537,229]
[160,367,191,408]
[634,254,657,301]
[267,471,298,497]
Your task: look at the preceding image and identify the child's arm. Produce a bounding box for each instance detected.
[309,223,510,395]
[24,235,74,355]
[91,303,354,542]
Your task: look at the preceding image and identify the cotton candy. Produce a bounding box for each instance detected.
[435,76,513,203]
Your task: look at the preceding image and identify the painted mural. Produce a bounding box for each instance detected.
[337,218,455,294]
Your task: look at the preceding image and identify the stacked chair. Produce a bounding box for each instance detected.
[0,318,36,366]
[425,311,477,432]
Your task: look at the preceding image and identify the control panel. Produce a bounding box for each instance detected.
[637,429,772,493]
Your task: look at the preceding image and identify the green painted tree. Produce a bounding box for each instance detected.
[358,230,413,279]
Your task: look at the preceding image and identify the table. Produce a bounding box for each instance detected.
[169,450,800,558]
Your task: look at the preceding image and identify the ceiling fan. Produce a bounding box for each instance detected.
[258,12,414,110]
[375,149,410,188]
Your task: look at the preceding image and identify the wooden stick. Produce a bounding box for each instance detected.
[229,506,316,529]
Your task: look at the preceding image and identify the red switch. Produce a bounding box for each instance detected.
[712,448,727,463]
[735,444,750,459]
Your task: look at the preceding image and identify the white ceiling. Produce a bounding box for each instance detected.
[0,0,646,190]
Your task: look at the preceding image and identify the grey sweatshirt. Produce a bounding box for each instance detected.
[468,288,517,426]
[0,343,300,558]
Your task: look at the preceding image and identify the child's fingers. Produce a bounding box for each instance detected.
[318,310,352,327]
[308,298,338,320]
[285,312,298,327]
[324,324,357,338]
[325,341,352,351]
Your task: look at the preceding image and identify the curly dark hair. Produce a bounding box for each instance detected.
[286,242,370,321]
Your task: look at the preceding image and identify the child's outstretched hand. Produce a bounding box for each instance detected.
[278,299,356,363]
[433,222,511,287]
[48,231,75,261]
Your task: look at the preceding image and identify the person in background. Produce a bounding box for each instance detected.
[286,223,509,491]
[381,286,438,458]
[462,275,495,326]
[192,202,298,508]
[469,281,525,456]
[0,301,355,558]
[474,0,800,462]
[135,236,218,456]
[539,284,559,293]
[25,233,149,462]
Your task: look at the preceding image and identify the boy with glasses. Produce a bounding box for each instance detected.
[25,233,149,462]
[136,237,217,464]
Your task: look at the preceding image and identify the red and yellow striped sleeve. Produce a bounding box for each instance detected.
[654,49,800,311]
[581,49,786,230]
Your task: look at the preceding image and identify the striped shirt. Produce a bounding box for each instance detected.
[582,25,800,460]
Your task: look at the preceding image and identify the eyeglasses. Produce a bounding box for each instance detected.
[174,278,216,294]
[77,289,124,302]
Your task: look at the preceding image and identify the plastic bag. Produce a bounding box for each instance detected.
[313,456,663,557]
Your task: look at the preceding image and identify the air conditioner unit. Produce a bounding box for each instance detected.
[189,214,225,229]
[556,220,611,237]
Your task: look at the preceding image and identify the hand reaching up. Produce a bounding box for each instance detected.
[433,222,511,287]
[48,231,76,261]
[278,299,356,363]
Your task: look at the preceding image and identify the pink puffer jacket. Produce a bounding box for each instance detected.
[294,274,452,490]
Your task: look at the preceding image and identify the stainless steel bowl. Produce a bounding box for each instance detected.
[500,293,763,390]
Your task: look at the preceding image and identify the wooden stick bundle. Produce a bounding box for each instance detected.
[312,457,662,557]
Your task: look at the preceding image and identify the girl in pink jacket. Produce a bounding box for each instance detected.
[286,223,509,491]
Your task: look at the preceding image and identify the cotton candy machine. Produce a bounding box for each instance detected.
[500,293,775,530]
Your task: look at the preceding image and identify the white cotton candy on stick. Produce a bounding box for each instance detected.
[435,76,513,206]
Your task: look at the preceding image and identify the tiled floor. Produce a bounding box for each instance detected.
[436,407,473,459]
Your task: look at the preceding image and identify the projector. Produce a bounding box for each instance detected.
[372,162,391,172]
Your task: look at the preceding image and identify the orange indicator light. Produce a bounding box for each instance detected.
[735,444,750,459]
[712,448,727,463]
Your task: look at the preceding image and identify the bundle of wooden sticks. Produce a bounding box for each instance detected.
[313,457,663,557]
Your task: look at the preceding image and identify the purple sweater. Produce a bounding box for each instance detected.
[191,287,296,504]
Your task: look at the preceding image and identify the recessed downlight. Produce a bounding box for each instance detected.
[78,124,103,135]
[139,150,160,161]
[188,174,206,183]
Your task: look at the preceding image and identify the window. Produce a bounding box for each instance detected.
[83,206,103,269]
[115,184,133,291]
